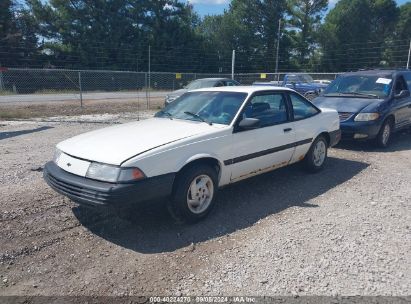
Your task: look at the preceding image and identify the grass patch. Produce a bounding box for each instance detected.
[0,90,16,96]
[0,109,33,119]
[0,98,163,120]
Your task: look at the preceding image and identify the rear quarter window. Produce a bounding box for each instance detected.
[289,92,320,120]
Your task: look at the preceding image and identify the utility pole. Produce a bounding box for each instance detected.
[231,50,235,80]
[275,19,281,81]
[407,40,411,70]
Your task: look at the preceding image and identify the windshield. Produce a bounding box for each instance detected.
[323,75,392,98]
[286,74,314,83]
[155,91,247,125]
[300,74,314,83]
[185,79,220,90]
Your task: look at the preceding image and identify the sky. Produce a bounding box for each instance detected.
[187,0,410,17]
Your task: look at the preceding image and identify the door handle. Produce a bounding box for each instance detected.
[283,128,292,133]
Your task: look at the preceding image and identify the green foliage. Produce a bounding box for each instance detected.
[319,0,400,71]
[288,0,328,69]
[396,3,411,41]
[0,0,38,67]
[0,0,410,72]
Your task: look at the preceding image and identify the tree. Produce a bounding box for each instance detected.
[319,0,399,71]
[288,0,328,70]
[0,0,39,67]
[198,0,292,73]
[27,0,203,71]
[384,2,411,68]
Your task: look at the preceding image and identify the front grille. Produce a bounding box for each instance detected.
[45,172,109,205]
[338,112,354,122]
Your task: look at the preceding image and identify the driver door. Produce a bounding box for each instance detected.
[227,91,296,182]
[392,75,411,128]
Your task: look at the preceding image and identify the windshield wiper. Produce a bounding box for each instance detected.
[339,92,379,98]
[184,111,212,125]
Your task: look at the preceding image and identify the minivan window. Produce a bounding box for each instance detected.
[394,76,409,95]
[404,73,411,89]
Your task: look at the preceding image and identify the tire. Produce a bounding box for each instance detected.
[375,118,393,148]
[303,135,328,173]
[167,164,218,224]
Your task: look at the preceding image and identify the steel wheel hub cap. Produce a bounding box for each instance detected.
[187,175,214,214]
[313,140,326,166]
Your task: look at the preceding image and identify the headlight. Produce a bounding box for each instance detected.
[354,113,380,122]
[53,149,63,164]
[86,162,145,183]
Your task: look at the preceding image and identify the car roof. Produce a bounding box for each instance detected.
[192,78,232,81]
[191,85,293,94]
[341,69,407,77]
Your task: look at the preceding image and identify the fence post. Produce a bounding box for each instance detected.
[145,72,149,109]
[0,72,4,91]
[78,71,83,107]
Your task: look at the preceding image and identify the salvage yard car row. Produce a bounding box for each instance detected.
[44,69,411,223]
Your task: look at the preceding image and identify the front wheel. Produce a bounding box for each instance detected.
[303,135,328,173]
[375,119,393,148]
[167,164,218,223]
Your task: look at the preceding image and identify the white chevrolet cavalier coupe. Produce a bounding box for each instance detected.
[44,87,341,223]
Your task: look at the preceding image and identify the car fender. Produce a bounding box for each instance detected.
[121,130,232,184]
[177,153,228,185]
[180,153,223,170]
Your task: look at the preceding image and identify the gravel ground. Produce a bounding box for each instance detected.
[0,116,410,296]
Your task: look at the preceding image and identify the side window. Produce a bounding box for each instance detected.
[289,93,319,120]
[394,76,408,95]
[226,81,236,86]
[214,81,224,87]
[402,73,411,91]
[243,93,288,127]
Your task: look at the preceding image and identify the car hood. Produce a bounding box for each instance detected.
[313,96,381,113]
[57,118,217,166]
[168,88,187,97]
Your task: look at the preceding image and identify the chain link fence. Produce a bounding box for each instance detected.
[0,68,340,110]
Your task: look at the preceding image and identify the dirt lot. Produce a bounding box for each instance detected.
[0,117,410,296]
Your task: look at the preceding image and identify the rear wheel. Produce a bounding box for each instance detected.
[303,135,328,173]
[167,164,218,223]
[375,118,393,148]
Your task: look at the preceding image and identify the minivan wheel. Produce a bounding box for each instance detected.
[375,119,393,148]
[303,135,328,173]
[167,164,218,223]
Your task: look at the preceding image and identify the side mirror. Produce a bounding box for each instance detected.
[395,90,410,99]
[291,81,296,87]
[238,118,260,130]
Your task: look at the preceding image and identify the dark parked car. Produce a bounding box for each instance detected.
[253,73,329,100]
[165,78,240,105]
[313,69,411,147]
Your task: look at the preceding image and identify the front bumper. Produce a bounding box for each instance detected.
[340,120,383,140]
[43,161,175,208]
